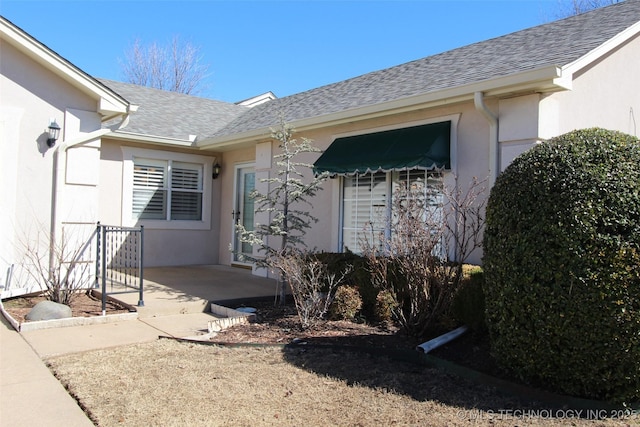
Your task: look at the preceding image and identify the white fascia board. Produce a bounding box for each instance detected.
[1,18,129,118]
[108,130,196,147]
[560,21,640,87]
[197,65,564,150]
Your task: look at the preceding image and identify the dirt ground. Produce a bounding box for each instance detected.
[2,291,132,323]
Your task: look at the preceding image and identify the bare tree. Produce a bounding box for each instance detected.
[553,0,623,18]
[120,36,211,95]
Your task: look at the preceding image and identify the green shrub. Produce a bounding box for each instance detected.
[329,286,363,321]
[314,251,377,321]
[451,265,486,333]
[483,128,640,403]
[373,289,398,323]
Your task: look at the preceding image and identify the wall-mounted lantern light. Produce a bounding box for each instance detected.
[47,120,61,148]
[212,162,221,179]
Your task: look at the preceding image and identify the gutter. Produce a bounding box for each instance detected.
[474,91,499,187]
[107,130,197,147]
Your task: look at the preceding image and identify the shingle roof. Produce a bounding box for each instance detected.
[209,0,640,139]
[98,79,248,141]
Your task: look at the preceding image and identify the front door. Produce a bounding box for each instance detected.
[232,165,256,264]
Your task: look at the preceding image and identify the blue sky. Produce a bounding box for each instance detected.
[1,0,566,103]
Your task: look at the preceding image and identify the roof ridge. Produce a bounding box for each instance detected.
[97,77,236,105]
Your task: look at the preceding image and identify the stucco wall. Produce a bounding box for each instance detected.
[217,102,493,267]
[99,138,221,267]
[549,33,640,137]
[0,41,100,289]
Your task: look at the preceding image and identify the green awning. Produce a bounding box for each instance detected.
[313,121,451,176]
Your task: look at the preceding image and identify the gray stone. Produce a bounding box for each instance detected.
[25,300,72,321]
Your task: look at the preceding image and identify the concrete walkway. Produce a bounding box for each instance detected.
[0,265,277,426]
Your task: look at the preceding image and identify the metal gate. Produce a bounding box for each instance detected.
[95,223,144,313]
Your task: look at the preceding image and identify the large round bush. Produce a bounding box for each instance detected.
[483,128,640,403]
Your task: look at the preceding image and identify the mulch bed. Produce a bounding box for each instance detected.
[2,291,132,323]
[208,300,422,349]
[209,300,501,375]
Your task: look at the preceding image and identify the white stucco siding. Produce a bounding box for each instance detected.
[216,146,255,267]
[0,106,24,287]
[497,94,544,171]
[218,103,493,267]
[100,139,221,267]
[59,109,102,233]
[0,41,103,290]
[550,33,640,137]
[143,230,220,267]
[97,140,126,225]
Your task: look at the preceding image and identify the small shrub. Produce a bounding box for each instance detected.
[373,289,398,323]
[451,265,485,333]
[274,250,350,328]
[314,251,377,321]
[329,286,362,321]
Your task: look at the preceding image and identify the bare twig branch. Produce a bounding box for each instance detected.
[120,36,211,95]
[361,174,487,337]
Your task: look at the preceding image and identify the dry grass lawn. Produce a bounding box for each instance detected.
[46,339,637,427]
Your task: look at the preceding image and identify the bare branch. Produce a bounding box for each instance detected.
[18,224,95,305]
[120,36,211,95]
[360,174,487,337]
[552,0,622,18]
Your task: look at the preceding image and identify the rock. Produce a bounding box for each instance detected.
[25,300,72,321]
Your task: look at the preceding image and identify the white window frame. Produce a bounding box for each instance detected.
[122,147,214,230]
[339,170,445,254]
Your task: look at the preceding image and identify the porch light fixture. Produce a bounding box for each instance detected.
[212,162,221,179]
[47,119,61,148]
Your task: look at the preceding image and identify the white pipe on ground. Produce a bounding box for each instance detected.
[416,325,469,353]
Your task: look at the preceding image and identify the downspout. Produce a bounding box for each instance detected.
[49,111,133,276]
[474,92,499,187]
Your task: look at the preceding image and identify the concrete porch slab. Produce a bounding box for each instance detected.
[109,264,279,317]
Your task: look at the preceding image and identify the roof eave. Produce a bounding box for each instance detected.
[107,130,197,147]
[197,65,565,151]
[1,17,130,119]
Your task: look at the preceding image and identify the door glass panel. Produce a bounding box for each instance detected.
[241,172,255,255]
[234,167,255,262]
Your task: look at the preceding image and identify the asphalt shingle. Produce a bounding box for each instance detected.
[98,79,249,142]
[209,0,640,139]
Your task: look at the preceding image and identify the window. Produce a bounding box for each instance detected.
[341,169,443,253]
[132,159,203,221]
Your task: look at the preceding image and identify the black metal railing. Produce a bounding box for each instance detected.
[95,223,144,313]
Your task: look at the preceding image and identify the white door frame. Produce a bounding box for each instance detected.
[231,162,255,266]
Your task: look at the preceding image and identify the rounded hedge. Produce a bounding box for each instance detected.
[483,128,640,403]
